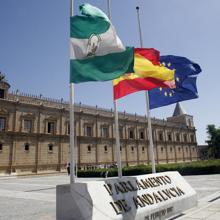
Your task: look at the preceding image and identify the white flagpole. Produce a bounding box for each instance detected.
[107,0,122,178]
[70,0,76,183]
[113,100,122,178]
[107,0,112,21]
[75,132,78,177]
[136,6,156,173]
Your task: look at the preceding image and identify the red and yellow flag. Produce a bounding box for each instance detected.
[113,48,175,100]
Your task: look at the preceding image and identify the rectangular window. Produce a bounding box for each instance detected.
[102,127,109,138]
[0,117,6,131]
[168,133,172,141]
[159,133,163,141]
[119,127,123,139]
[129,130,134,139]
[86,126,92,137]
[47,122,55,134]
[24,119,32,133]
[190,134,194,142]
[140,131,144,139]
[176,133,180,142]
[188,119,192,127]
[67,123,70,135]
[184,134,187,142]
[0,89,4,99]
[0,143,2,151]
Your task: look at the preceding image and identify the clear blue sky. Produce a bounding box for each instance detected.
[0,0,220,144]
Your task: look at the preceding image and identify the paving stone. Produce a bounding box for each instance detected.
[188,210,216,219]
[0,174,219,220]
[206,212,220,220]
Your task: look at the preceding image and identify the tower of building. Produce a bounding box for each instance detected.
[167,102,194,128]
[0,72,10,99]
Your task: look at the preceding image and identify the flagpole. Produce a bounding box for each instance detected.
[107,0,112,21]
[69,0,76,183]
[136,6,156,173]
[113,100,122,178]
[107,0,122,178]
[75,132,78,177]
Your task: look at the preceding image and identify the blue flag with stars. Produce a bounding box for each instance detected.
[149,55,201,109]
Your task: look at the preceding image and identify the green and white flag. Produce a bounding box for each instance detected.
[70,3,134,83]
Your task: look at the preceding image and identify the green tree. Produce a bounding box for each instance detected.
[206,125,220,158]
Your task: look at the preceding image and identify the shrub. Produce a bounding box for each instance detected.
[77,160,220,177]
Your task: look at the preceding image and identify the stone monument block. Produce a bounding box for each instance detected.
[56,171,197,220]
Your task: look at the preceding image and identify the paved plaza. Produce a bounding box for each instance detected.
[0,174,219,220]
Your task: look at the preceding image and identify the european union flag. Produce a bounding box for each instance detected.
[149,55,201,109]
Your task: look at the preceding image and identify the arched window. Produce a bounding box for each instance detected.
[104,145,108,152]
[48,144,53,152]
[24,143,29,152]
[87,145,91,152]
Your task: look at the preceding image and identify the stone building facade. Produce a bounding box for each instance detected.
[0,78,198,175]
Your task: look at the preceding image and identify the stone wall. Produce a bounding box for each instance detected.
[0,92,198,174]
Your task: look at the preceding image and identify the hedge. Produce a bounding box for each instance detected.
[77,159,220,178]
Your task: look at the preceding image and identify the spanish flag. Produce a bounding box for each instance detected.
[113,48,175,100]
